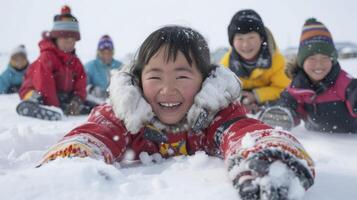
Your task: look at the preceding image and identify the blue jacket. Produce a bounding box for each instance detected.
[0,64,28,94]
[84,58,122,91]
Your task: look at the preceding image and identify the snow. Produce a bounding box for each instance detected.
[1,1,357,197]
[0,59,356,199]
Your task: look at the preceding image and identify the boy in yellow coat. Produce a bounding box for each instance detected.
[221,9,290,113]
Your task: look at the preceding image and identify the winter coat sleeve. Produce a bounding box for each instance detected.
[72,59,87,101]
[252,52,291,103]
[0,68,11,93]
[205,103,315,194]
[30,52,61,106]
[346,79,357,116]
[40,104,130,165]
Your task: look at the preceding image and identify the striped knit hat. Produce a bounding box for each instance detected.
[50,5,80,41]
[297,18,337,67]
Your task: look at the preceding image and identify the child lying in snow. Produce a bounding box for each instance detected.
[40,25,315,200]
[259,18,357,133]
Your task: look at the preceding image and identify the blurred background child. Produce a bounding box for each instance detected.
[0,45,29,94]
[17,5,91,120]
[221,9,290,114]
[85,35,123,104]
[260,18,357,133]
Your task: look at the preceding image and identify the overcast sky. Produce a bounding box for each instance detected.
[1,0,357,62]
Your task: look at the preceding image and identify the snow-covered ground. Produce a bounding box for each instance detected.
[0,58,356,200]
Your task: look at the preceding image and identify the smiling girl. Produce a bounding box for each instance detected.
[40,26,315,199]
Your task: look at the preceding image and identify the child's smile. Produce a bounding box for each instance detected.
[141,46,203,125]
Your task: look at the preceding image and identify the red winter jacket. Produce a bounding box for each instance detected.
[66,103,269,161]
[19,38,86,107]
[40,68,315,192]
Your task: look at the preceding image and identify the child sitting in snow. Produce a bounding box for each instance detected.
[85,35,123,104]
[0,45,29,94]
[17,5,92,120]
[220,9,291,114]
[40,25,315,199]
[259,18,357,133]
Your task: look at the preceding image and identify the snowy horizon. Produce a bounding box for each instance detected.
[1,1,357,199]
[1,0,357,66]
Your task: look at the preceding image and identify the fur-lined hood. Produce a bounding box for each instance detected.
[108,66,241,134]
[285,57,300,79]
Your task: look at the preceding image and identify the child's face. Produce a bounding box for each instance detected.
[141,47,203,125]
[303,53,333,83]
[56,37,76,53]
[98,49,114,65]
[11,54,27,70]
[233,32,263,60]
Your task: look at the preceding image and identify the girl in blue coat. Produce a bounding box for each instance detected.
[0,45,29,94]
[85,35,123,103]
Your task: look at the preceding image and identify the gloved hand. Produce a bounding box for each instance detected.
[259,106,295,130]
[241,91,260,114]
[230,148,314,200]
[64,95,83,115]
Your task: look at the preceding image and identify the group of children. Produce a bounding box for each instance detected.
[220,9,357,134]
[1,5,356,200]
[0,6,123,120]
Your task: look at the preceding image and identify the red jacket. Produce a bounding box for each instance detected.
[64,103,268,161]
[40,68,315,192]
[19,38,86,107]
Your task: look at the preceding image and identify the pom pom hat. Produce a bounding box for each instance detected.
[50,5,80,41]
[297,18,337,67]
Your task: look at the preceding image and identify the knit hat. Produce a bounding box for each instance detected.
[297,18,337,67]
[228,9,266,46]
[50,5,80,41]
[97,35,114,50]
[11,44,27,57]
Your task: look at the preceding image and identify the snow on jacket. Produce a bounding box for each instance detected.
[41,67,315,185]
[220,28,290,103]
[84,58,123,91]
[19,38,87,107]
[280,62,357,133]
[0,64,28,94]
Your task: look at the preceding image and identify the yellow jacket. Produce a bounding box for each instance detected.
[220,28,290,103]
[221,49,290,103]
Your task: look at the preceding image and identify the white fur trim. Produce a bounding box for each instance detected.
[109,70,154,133]
[109,66,241,134]
[187,66,241,127]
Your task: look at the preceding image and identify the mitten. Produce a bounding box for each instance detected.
[227,130,315,200]
[39,134,114,167]
[64,95,83,115]
[229,148,314,200]
[259,106,295,130]
[241,90,260,114]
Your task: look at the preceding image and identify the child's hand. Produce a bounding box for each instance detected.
[229,148,314,200]
[65,96,83,115]
[241,91,260,114]
[241,91,257,105]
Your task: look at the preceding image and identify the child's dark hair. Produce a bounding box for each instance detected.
[132,25,212,84]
